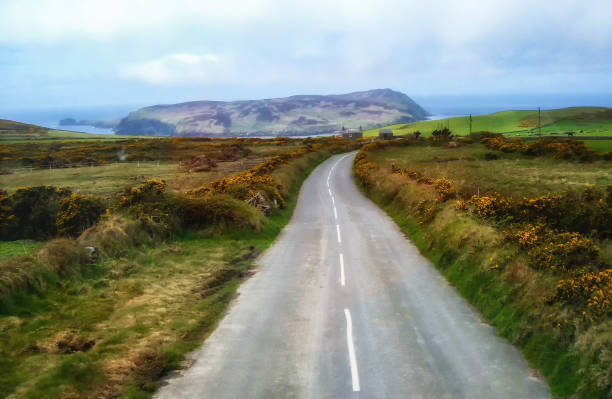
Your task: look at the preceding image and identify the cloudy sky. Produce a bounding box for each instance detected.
[1,0,611,109]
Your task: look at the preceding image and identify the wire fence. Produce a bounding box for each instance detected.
[1,160,167,175]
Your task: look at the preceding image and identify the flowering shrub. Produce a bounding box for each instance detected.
[177,194,264,231]
[119,179,167,208]
[414,200,439,224]
[527,232,601,272]
[118,179,178,237]
[506,223,547,248]
[481,136,602,162]
[56,194,105,237]
[193,171,285,209]
[354,147,379,185]
[463,186,611,240]
[466,194,512,218]
[5,186,72,239]
[390,166,456,202]
[434,178,456,202]
[552,269,612,319]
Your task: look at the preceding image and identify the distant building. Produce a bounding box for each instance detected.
[342,127,363,140]
[379,129,393,140]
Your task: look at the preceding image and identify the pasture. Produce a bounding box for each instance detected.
[363,107,612,138]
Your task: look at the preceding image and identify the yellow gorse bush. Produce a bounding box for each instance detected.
[390,164,455,202]
[552,269,612,319]
[466,194,512,218]
[190,147,319,209]
[119,179,167,208]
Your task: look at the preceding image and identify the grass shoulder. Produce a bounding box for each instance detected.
[0,147,342,398]
[353,140,611,398]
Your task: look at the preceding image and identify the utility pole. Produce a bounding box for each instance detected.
[538,107,541,136]
[469,114,472,136]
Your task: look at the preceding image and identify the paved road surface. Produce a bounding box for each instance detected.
[155,153,550,399]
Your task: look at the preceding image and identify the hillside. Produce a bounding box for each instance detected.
[364,106,612,137]
[115,89,428,136]
[0,119,48,140]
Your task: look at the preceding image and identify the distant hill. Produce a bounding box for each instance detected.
[0,119,48,140]
[115,89,429,136]
[59,117,120,129]
[364,106,612,137]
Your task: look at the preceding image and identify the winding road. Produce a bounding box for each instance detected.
[155,152,550,399]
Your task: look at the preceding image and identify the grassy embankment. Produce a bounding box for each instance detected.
[354,140,611,398]
[0,136,356,398]
[364,107,612,138]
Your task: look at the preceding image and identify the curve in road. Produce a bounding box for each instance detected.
[155,152,550,399]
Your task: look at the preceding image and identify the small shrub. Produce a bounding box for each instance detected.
[528,232,601,272]
[552,269,611,319]
[431,127,452,141]
[467,194,512,219]
[78,216,151,258]
[8,186,72,239]
[434,178,456,202]
[178,194,264,231]
[56,194,106,237]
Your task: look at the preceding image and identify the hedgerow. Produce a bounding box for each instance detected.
[354,140,612,398]
[481,135,605,162]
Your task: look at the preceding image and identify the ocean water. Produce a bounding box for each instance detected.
[0,104,140,134]
[2,94,611,135]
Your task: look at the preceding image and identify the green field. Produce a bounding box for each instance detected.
[364,107,612,138]
[367,144,612,198]
[0,158,266,196]
[0,240,43,262]
[1,129,151,144]
[584,140,612,153]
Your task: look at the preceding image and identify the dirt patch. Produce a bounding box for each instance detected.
[48,331,96,353]
[185,155,218,172]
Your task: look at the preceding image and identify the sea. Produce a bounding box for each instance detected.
[0,104,140,134]
[2,93,612,135]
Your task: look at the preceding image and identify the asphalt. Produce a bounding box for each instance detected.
[155,152,550,399]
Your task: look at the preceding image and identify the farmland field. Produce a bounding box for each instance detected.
[367,144,612,197]
[364,107,612,137]
[584,139,612,153]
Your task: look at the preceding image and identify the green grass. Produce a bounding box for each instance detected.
[583,140,612,153]
[0,151,332,398]
[1,129,153,143]
[364,107,612,138]
[356,143,611,398]
[0,241,44,262]
[368,144,611,198]
[0,156,273,197]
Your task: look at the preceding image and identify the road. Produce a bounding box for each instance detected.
[155,152,550,399]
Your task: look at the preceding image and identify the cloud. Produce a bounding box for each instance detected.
[1,0,612,108]
[119,53,235,85]
[0,0,276,44]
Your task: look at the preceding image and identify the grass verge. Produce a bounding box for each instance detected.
[354,142,611,399]
[0,150,334,398]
